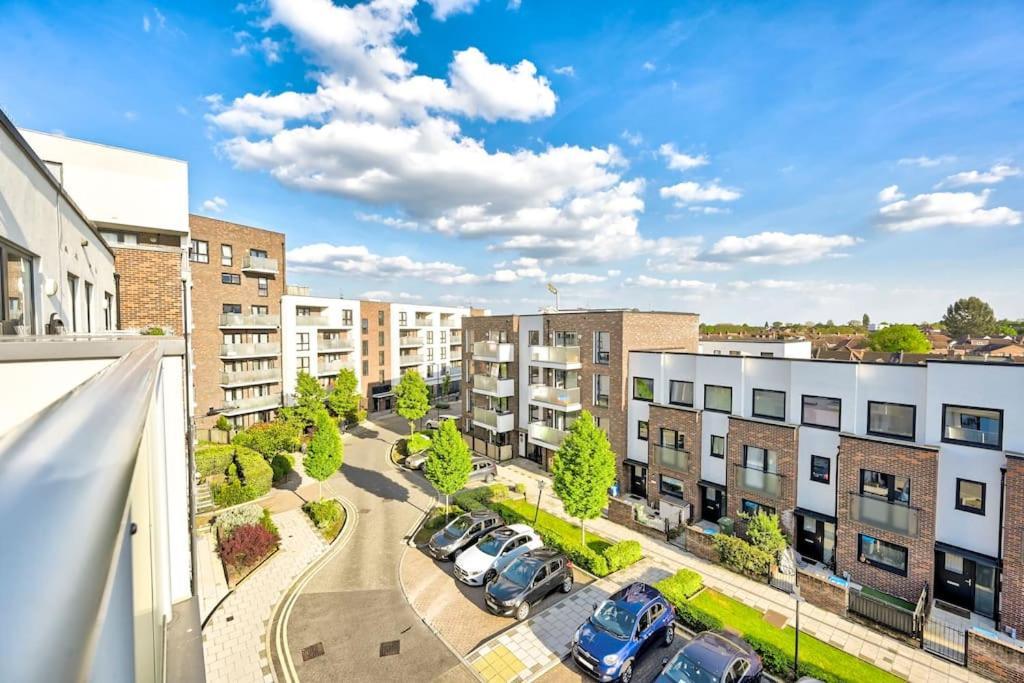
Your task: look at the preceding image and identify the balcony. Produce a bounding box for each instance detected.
[223,392,283,414]
[399,353,426,365]
[295,314,330,327]
[528,384,581,411]
[849,492,920,537]
[286,284,310,296]
[529,345,582,369]
[472,340,515,362]
[220,341,280,358]
[242,254,278,275]
[440,317,459,327]
[415,315,432,327]
[450,334,463,345]
[399,334,425,348]
[473,374,515,397]
[653,444,689,472]
[528,422,568,450]
[318,337,354,352]
[732,464,783,498]
[317,360,349,376]
[219,313,279,329]
[473,406,515,433]
[220,367,279,386]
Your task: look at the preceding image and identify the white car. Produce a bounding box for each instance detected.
[424,415,460,430]
[453,524,543,586]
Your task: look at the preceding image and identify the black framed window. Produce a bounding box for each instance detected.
[860,469,910,505]
[801,395,840,430]
[858,534,908,576]
[594,331,610,364]
[704,384,732,413]
[741,499,775,516]
[221,272,241,285]
[633,377,654,401]
[710,435,725,458]
[955,479,986,515]
[222,303,242,314]
[189,239,209,263]
[638,420,649,441]
[594,374,610,407]
[743,445,778,473]
[943,405,1003,450]
[752,388,785,420]
[297,332,309,352]
[661,428,685,450]
[867,401,916,440]
[1,240,36,335]
[810,455,831,484]
[660,475,685,500]
[669,380,694,407]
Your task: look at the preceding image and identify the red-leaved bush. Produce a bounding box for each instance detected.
[218,523,279,570]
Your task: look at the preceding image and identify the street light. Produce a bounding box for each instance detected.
[793,585,803,679]
[534,479,546,525]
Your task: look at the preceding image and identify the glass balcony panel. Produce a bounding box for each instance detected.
[850,493,919,537]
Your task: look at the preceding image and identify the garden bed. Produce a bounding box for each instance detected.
[215,505,281,588]
[302,498,347,542]
[413,505,462,546]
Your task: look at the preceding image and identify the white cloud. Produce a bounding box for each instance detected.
[176,104,189,116]
[233,31,284,64]
[143,15,151,32]
[359,290,422,300]
[727,279,871,295]
[658,143,708,171]
[620,130,643,147]
[898,155,955,168]
[688,206,729,215]
[201,196,229,213]
[123,111,138,121]
[624,275,715,291]
[549,272,606,285]
[705,232,860,265]
[607,269,621,277]
[553,65,575,77]
[877,188,1022,232]
[937,164,1021,188]
[659,180,741,206]
[447,47,556,122]
[356,212,420,230]
[426,0,479,20]
[878,184,904,202]
[143,8,167,34]
[507,0,521,9]
[642,61,655,72]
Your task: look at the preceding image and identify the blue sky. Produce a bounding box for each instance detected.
[3,0,1023,323]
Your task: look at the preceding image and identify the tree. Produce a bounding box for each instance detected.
[867,324,932,353]
[942,296,998,339]
[551,411,617,545]
[394,369,430,434]
[327,368,361,423]
[423,419,472,509]
[215,415,232,433]
[232,421,300,458]
[862,313,870,328]
[441,373,452,399]
[743,511,787,559]
[294,371,328,428]
[304,410,343,499]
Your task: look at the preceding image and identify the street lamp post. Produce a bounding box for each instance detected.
[534,480,546,525]
[793,585,803,679]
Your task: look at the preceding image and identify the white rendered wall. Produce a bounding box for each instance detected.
[281,295,361,397]
[518,315,543,427]
[626,352,661,464]
[699,340,811,358]
[389,303,468,386]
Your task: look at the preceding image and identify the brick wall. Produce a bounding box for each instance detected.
[835,434,937,603]
[360,300,391,406]
[797,568,848,616]
[1002,455,1024,635]
[460,315,519,456]
[967,630,1024,683]
[113,245,184,333]
[726,416,798,533]
[646,404,701,519]
[684,526,719,563]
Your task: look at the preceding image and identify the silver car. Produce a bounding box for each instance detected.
[468,457,497,483]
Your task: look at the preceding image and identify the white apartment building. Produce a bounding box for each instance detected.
[281,294,361,397]
[699,338,812,358]
[391,303,469,390]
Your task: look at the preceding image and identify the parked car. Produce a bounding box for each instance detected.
[468,457,497,483]
[426,510,503,561]
[405,448,430,470]
[571,582,676,683]
[424,415,460,429]
[484,548,574,620]
[453,524,543,586]
[654,631,763,683]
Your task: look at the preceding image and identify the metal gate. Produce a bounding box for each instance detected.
[770,569,796,594]
[922,618,967,665]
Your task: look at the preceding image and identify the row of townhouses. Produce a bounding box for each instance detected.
[460,311,1024,638]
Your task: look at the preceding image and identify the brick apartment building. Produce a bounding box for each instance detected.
[360,300,392,410]
[189,214,285,429]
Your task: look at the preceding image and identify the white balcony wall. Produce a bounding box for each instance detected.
[699,339,811,358]
[796,426,840,516]
[517,315,543,427]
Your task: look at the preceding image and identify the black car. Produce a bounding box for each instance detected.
[655,631,763,683]
[426,510,503,561]
[484,548,574,620]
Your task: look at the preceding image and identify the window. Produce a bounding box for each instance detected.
[661,428,685,450]
[440,330,447,344]
[343,309,353,326]
[743,446,778,473]
[704,384,732,413]
[427,347,434,361]
[810,455,830,484]
[867,401,916,440]
[221,244,233,266]
[84,281,93,333]
[378,310,385,326]
[760,352,775,358]
[362,341,369,354]
[257,277,269,297]
[440,347,447,360]
[297,333,309,352]
[361,318,369,332]
[378,331,385,346]
[742,499,775,516]
[103,292,113,331]
[426,330,434,344]
[222,273,241,285]
[594,415,609,434]
[594,374,610,407]
[251,305,268,315]
[801,395,841,430]
[710,435,726,458]
[660,475,685,500]
[860,469,910,505]
[633,377,654,401]
[379,351,385,364]
[638,420,649,441]
[189,239,209,263]
[223,303,242,314]
[669,380,693,407]
[399,312,408,326]
[956,479,986,515]
[943,405,1003,450]
[362,360,369,376]
[66,273,78,332]
[528,330,540,346]
[858,534,908,575]
[752,388,785,420]
[297,356,309,372]
[250,248,268,259]
[1,243,35,334]
[594,331,610,364]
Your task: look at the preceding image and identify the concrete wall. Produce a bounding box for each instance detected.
[700,339,811,358]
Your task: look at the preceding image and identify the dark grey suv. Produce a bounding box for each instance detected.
[484,548,574,620]
[426,510,503,561]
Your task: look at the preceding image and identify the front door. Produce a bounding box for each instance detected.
[935,550,975,612]
[796,515,824,563]
[629,464,647,498]
[701,486,724,522]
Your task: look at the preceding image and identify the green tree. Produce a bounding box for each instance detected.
[394,369,430,434]
[743,511,787,559]
[867,325,932,353]
[423,419,472,508]
[862,313,870,328]
[441,373,452,399]
[997,323,1019,337]
[232,421,300,458]
[551,411,617,545]
[215,415,232,433]
[304,410,343,499]
[327,367,361,423]
[294,371,328,428]
[942,296,998,339]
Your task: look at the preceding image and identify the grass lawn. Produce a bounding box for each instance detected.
[492,497,612,555]
[691,589,903,683]
[861,586,916,611]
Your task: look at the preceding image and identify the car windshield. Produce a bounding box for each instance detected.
[443,517,472,540]
[590,600,636,639]
[476,532,506,556]
[502,559,536,587]
[662,651,719,683]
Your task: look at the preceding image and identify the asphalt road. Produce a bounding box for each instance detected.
[539,628,687,683]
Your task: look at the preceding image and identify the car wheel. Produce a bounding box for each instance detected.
[561,575,573,593]
[619,660,633,683]
[515,601,530,621]
[484,569,497,584]
[663,625,675,646]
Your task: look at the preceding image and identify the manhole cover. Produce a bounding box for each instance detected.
[379,640,401,657]
[301,642,325,661]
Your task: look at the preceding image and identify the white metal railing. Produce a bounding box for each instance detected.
[223,393,283,412]
[317,361,348,376]
[529,384,581,408]
[528,422,568,448]
[296,314,330,327]
[529,345,581,365]
[220,342,280,357]
[242,254,278,272]
[219,313,279,328]
[220,367,279,385]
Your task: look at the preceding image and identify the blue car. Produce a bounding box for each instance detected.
[571,582,676,682]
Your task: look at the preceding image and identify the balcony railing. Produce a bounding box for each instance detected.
[528,422,568,449]
[440,318,459,327]
[318,338,354,352]
[450,334,463,345]
[223,393,283,413]
[399,334,425,347]
[944,425,1001,447]
[219,313,279,328]
[653,444,689,472]
[473,374,515,396]
[220,342,280,358]
[472,340,514,362]
[296,314,330,327]
[473,407,515,432]
[220,367,279,386]
[849,492,920,537]
[529,345,581,367]
[399,353,425,365]
[733,464,783,498]
[242,254,278,274]
[529,384,581,409]
[317,361,348,376]
[415,315,432,326]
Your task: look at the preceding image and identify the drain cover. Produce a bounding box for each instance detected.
[301,642,325,661]
[379,640,401,657]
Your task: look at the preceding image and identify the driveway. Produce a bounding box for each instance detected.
[537,628,686,683]
[270,415,474,682]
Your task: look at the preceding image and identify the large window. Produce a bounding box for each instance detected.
[638,420,649,441]
[222,273,241,285]
[221,244,233,266]
[867,401,916,440]
[943,405,1002,450]
[860,469,910,505]
[801,395,840,430]
[1,243,35,334]
[594,331,610,364]
[743,446,778,473]
[858,534,908,576]
[257,277,269,297]
[594,374,610,407]
[704,384,732,413]
[956,479,986,515]
[742,499,775,516]
[189,239,209,263]
[669,380,694,407]
[810,455,831,484]
[297,333,309,352]
[752,388,785,420]
[661,428,685,450]
[659,475,685,500]
[710,435,726,458]
[633,377,654,401]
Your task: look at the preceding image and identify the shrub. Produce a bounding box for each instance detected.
[407,432,431,454]
[604,540,643,572]
[196,443,235,478]
[303,499,342,531]
[270,453,294,482]
[512,482,527,495]
[741,634,842,682]
[233,421,301,459]
[211,445,274,507]
[215,503,263,535]
[675,600,724,633]
[714,533,773,577]
[453,483,509,511]
[744,511,787,559]
[260,508,279,537]
[351,408,367,425]
[215,416,232,432]
[141,326,166,336]
[654,569,704,604]
[218,523,278,570]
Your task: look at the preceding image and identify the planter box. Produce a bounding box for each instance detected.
[797,568,848,617]
[685,525,719,563]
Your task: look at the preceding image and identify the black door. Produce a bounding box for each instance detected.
[935,550,975,611]
[701,486,724,522]
[629,464,647,497]
[527,566,550,603]
[796,515,825,563]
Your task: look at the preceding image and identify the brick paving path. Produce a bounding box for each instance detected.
[201,508,327,683]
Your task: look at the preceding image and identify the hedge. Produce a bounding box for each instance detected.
[303,499,342,531]
[713,533,773,577]
[211,445,274,507]
[743,634,843,683]
[196,443,236,478]
[270,453,294,482]
[653,568,704,603]
[604,541,643,573]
